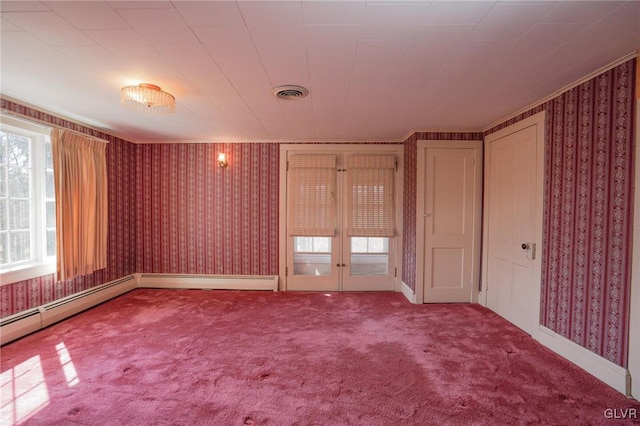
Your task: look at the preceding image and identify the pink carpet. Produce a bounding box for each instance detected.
[1,289,639,425]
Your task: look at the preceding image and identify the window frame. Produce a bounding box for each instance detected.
[0,115,55,285]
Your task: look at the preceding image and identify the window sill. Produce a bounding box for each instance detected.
[1,262,56,286]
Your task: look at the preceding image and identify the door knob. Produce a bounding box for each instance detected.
[521,243,529,250]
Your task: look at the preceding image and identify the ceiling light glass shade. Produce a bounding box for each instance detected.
[120,83,175,114]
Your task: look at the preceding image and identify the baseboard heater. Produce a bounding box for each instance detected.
[0,274,137,346]
[138,274,279,291]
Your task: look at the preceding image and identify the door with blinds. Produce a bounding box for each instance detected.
[281,146,401,292]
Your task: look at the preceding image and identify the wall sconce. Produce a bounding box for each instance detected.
[218,153,228,168]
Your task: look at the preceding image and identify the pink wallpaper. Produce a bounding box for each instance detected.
[485,59,636,367]
[0,98,137,317]
[135,143,279,275]
[401,132,484,292]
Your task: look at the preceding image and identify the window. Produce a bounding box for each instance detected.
[350,237,389,276]
[293,236,331,276]
[0,116,55,285]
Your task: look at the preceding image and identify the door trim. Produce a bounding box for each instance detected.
[629,89,640,398]
[481,111,545,340]
[278,144,404,292]
[415,140,483,304]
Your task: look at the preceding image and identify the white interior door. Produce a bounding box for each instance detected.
[483,113,544,337]
[282,146,401,292]
[421,144,480,303]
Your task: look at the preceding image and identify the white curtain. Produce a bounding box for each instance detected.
[346,155,395,237]
[51,129,108,282]
[288,155,337,236]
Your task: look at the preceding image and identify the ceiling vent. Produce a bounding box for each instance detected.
[272,85,309,100]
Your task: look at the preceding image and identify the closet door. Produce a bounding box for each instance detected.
[416,141,482,303]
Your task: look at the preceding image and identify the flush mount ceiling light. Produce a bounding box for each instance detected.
[272,85,309,100]
[120,83,176,114]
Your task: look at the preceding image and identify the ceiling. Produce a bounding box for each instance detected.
[1,1,639,143]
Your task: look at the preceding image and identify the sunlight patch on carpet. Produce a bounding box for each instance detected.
[56,342,79,387]
[0,355,50,424]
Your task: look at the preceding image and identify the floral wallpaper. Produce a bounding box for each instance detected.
[485,59,636,367]
[135,142,279,275]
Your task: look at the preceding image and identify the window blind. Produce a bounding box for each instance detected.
[288,155,337,236]
[346,155,395,237]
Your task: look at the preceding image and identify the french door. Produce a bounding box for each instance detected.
[280,145,402,292]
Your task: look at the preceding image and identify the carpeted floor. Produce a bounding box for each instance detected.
[1,289,639,425]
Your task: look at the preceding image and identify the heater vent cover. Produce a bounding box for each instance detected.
[272,85,309,100]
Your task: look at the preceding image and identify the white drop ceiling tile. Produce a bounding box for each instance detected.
[84,29,158,58]
[447,39,512,67]
[1,17,21,31]
[302,1,366,25]
[173,1,244,28]
[0,1,50,12]
[281,100,315,130]
[258,121,294,141]
[315,126,345,141]
[542,1,623,24]
[360,2,430,39]
[194,26,256,59]
[359,21,418,40]
[255,39,309,86]
[541,3,639,71]
[355,39,410,63]
[107,1,173,10]
[413,24,475,41]
[212,99,256,124]
[363,2,430,25]
[511,60,571,97]
[240,3,305,42]
[56,45,123,69]
[471,2,557,40]
[1,31,68,60]
[121,56,183,84]
[218,73,275,110]
[214,53,272,95]
[44,2,129,30]
[308,54,352,104]
[243,90,282,114]
[408,25,472,56]
[154,43,229,85]
[587,2,640,44]
[422,1,495,24]
[263,64,310,91]
[503,23,586,65]
[254,37,306,61]
[395,54,445,87]
[117,8,198,44]
[305,24,361,55]
[3,11,96,46]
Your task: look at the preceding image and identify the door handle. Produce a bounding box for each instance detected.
[521,242,535,260]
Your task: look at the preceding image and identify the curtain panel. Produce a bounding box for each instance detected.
[51,129,108,282]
